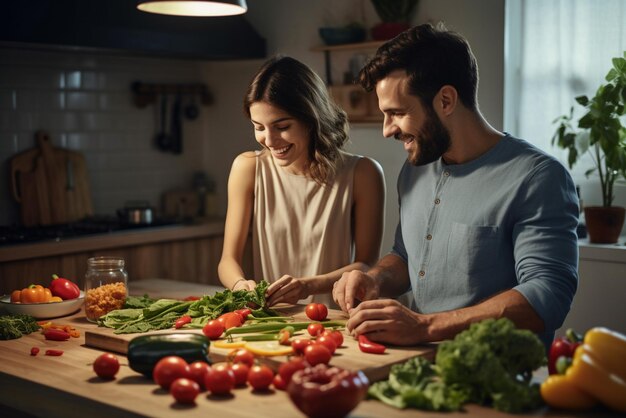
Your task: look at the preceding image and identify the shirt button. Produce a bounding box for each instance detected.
[434,198,440,205]
[426,234,432,240]
[444,171,450,176]
[419,270,425,277]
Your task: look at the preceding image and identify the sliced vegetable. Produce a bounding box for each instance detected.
[174,315,192,329]
[244,341,294,357]
[224,321,345,336]
[45,349,64,356]
[358,334,386,354]
[212,339,246,349]
[43,328,70,341]
[127,333,210,377]
[30,347,40,356]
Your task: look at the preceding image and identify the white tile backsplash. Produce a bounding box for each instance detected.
[0,47,209,225]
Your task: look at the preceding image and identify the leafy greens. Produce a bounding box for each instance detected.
[368,318,546,413]
[98,280,277,334]
[0,314,40,340]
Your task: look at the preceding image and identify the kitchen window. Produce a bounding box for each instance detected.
[504,0,626,203]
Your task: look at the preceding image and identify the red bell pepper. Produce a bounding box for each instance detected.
[357,334,386,354]
[548,328,582,374]
[43,328,71,341]
[49,274,80,300]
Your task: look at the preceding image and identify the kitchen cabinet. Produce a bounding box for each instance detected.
[311,41,383,125]
[0,221,252,295]
[557,239,626,336]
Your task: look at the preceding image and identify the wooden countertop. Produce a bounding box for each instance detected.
[0,279,611,418]
[0,220,225,262]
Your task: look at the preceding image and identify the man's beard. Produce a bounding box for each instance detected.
[397,107,451,166]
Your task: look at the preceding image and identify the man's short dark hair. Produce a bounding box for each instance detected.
[359,23,479,110]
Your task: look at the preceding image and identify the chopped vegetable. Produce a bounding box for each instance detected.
[368,318,546,413]
[358,334,386,354]
[30,347,40,356]
[43,328,70,341]
[0,314,40,340]
[45,349,64,356]
[244,340,294,356]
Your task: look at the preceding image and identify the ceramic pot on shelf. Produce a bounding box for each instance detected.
[584,206,625,244]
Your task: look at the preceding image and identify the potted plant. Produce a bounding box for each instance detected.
[552,52,626,243]
[370,0,419,41]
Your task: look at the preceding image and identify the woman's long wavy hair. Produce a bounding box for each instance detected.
[244,56,349,184]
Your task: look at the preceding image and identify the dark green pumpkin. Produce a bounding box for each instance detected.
[127,333,210,376]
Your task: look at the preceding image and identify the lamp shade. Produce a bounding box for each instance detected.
[137,0,247,17]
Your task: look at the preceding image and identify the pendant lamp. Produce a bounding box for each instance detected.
[137,0,247,17]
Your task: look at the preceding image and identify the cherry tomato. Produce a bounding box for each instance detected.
[234,308,251,321]
[153,356,190,390]
[230,362,250,386]
[322,330,344,348]
[170,378,200,404]
[93,353,120,379]
[188,361,210,389]
[291,338,313,355]
[229,348,255,368]
[202,319,225,340]
[273,373,287,391]
[218,312,244,330]
[307,323,325,337]
[304,344,332,366]
[278,356,308,384]
[305,303,328,321]
[316,335,337,354]
[248,365,274,390]
[205,364,235,395]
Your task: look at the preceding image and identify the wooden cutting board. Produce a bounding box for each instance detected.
[9,130,93,226]
[85,306,435,383]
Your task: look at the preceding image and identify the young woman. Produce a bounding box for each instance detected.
[218,56,385,307]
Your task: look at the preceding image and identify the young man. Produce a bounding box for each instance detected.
[332,23,579,348]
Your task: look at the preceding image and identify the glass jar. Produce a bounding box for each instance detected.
[84,256,128,323]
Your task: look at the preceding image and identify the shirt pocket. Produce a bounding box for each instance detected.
[447,222,501,274]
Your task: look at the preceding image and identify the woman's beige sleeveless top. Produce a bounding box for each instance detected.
[252,150,360,306]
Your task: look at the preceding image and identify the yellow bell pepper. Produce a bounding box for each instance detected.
[540,374,596,410]
[583,327,626,379]
[566,350,626,413]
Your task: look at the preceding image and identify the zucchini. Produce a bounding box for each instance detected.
[127,333,210,376]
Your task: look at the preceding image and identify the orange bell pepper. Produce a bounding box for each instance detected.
[10,290,21,303]
[18,284,52,303]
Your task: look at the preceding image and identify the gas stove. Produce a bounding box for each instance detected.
[0,216,182,246]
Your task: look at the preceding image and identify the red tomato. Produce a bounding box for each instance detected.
[229,348,255,368]
[188,361,210,389]
[305,303,328,321]
[234,308,251,321]
[278,356,308,384]
[153,356,190,390]
[202,319,225,340]
[304,344,332,366]
[248,365,274,390]
[273,373,287,391]
[170,378,200,404]
[292,338,313,355]
[316,335,337,354]
[230,363,250,386]
[93,353,120,379]
[322,330,344,348]
[205,364,235,395]
[218,312,244,330]
[307,323,325,337]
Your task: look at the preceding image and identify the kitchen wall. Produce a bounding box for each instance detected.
[0,0,505,254]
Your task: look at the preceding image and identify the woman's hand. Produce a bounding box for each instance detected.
[266,275,308,306]
[232,279,257,291]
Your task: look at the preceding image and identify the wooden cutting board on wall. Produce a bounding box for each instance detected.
[9,131,94,226]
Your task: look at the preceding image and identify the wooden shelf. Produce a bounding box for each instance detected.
[311,40,384,52]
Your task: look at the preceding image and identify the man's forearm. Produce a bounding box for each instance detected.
[368,254,411,298]
[425,289,545,341]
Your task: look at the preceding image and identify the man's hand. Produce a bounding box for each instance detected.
[347,299,431,346]
[332,270,381,313]
[265,275,307,306]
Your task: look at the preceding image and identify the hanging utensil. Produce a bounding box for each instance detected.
[155,94,172,152]
[184,93,199,120]
[171,94,183,155]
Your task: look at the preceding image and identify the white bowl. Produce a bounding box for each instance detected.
[0,291,84,319]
